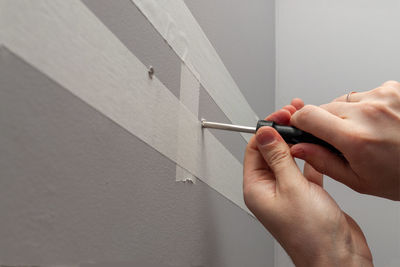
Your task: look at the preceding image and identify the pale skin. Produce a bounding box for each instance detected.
[243,81,400,266]
[290,81,400,200]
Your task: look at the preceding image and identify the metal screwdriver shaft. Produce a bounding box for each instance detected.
[201,120,256,134]
[201,119,341,154]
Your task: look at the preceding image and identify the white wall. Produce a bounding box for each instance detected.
[275,0,400,266]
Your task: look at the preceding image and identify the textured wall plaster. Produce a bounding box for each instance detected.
[0,0,277,265]
[82,0,249,165]
[0,45,274,266]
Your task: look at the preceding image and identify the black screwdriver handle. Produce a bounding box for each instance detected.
[256,120,341,154]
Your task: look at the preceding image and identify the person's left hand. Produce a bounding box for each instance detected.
[243,101,373,266]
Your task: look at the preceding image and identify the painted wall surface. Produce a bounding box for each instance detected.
[275,1,400,266]
[80,0,255,168]
[0,0,276,266]
[184,0,276,119]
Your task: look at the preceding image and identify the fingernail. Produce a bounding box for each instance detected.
[256,129,276,146]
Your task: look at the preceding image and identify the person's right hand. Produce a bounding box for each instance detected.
[290,81,400,201]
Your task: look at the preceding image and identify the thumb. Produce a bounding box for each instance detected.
[255,127,304,189]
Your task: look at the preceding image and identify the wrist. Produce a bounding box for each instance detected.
[302,252,373,267]
[287,241,373,267]
[282,229,373,267]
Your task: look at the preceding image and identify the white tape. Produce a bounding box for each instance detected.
[2,0,250,214]
[176,63,200,183]
[179,62,200,117]
[131,0,259,142]
[176,165,196,184]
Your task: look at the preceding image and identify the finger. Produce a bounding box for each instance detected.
[290,105,349,151]
[255,126,304,190]
[244,107,295,186]
[364,84,400,104]
[319,102,356,119]
[291,98,304,110]
[243,136,273,187]
[290,143,361,191]
[303,163,323,187]
[282,105,297,115]
[265,109,291,125]
[333,91,368,103]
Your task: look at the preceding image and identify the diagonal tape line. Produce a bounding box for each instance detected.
[2,0,251,214]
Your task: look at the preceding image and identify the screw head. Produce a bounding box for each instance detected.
[148,66,154,79]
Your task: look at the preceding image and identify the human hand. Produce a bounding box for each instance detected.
[264,99,321,187]
[243,107,372,267]
[290,81,400,200]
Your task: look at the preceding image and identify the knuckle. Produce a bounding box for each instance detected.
[293,104,316,123]
[268,149,290,168]
[386,86,400,100]
[383,80,400,87]
[372,84,400,99]
[302,104,317,114]
[371,86,385,97]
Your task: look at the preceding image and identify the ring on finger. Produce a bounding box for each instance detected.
[346,91,357,102]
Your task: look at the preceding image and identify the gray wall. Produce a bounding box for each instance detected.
[275,1,400,266]
[185,0,276,119]
[0,0,276,266]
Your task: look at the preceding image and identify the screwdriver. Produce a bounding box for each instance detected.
[201,120,340,154]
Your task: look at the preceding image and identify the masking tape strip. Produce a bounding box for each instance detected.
[131,0,259,142]
[2,0,250,214]
[176,63,200,183]
[179,62,200,117]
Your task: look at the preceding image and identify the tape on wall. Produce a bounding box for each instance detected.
[2,0,250,214]
[131,0,259,142]
[176,63,200,183]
